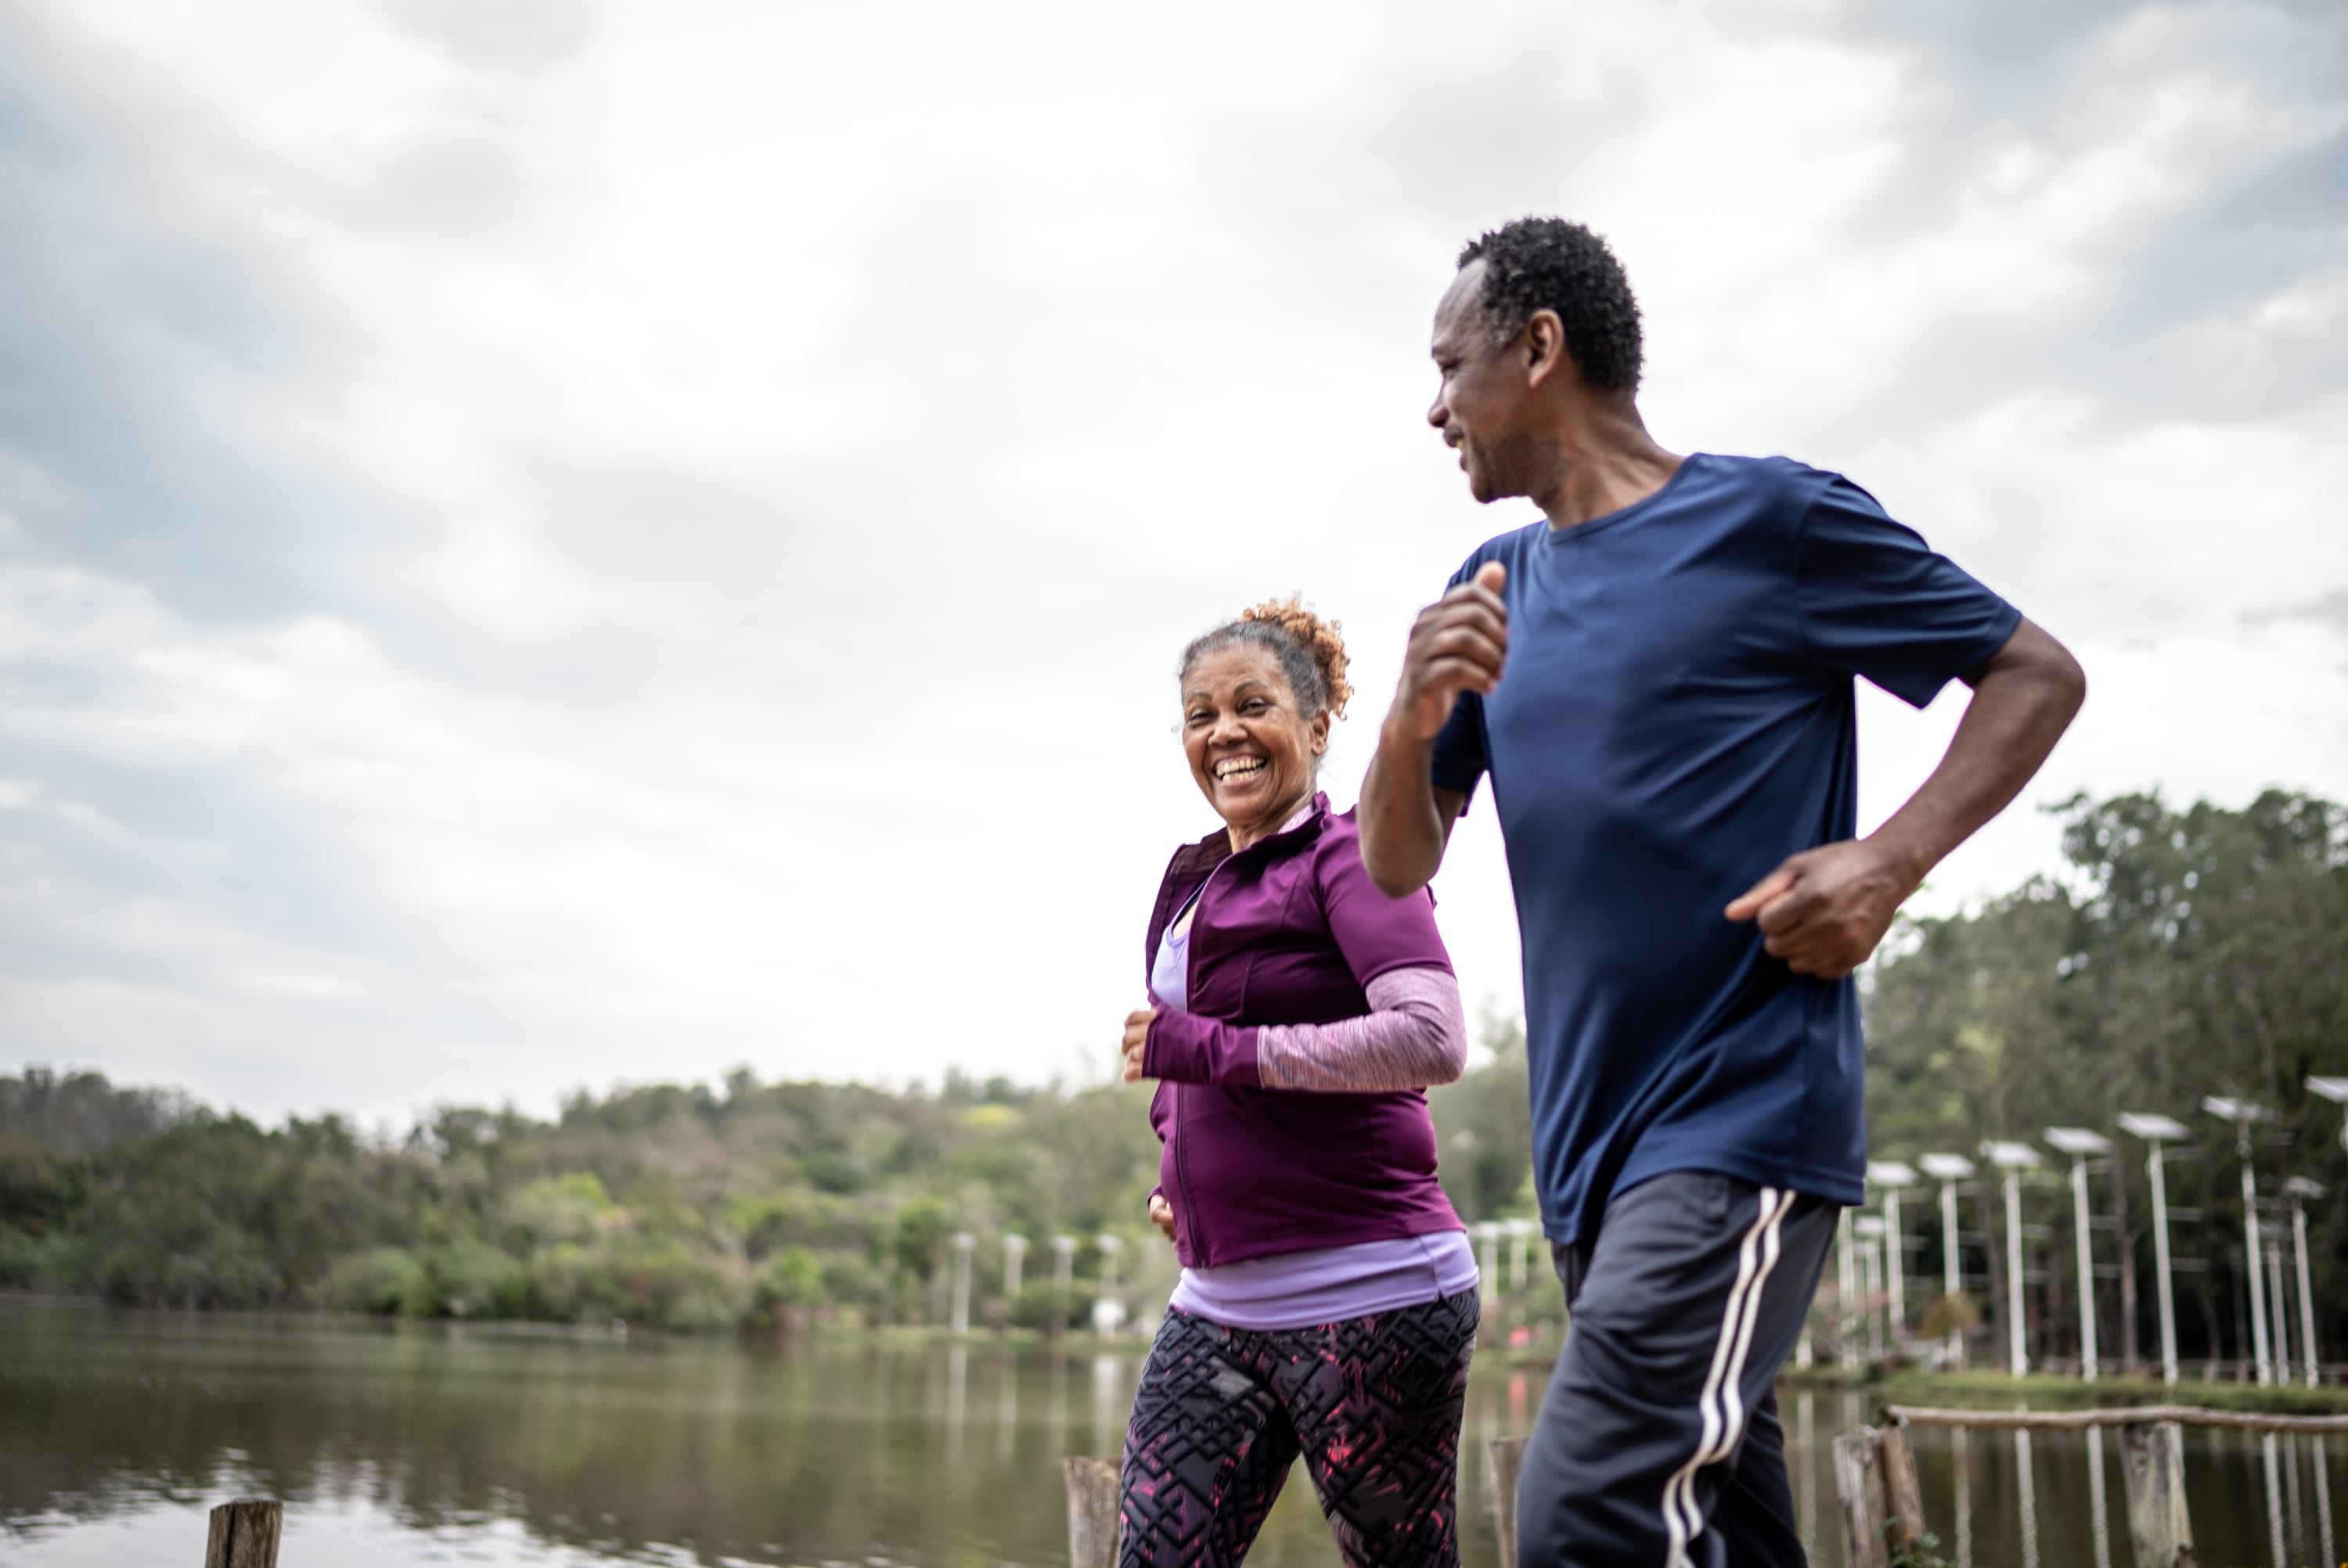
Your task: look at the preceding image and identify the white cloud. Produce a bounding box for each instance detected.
[0,0,2342,1120]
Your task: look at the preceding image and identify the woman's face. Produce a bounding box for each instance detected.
[1181,644,1328,843]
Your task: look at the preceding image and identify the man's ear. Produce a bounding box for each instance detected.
[1523,308,1573,390]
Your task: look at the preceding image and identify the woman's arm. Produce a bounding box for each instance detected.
[1256,966,1468,1091]
[1129,966,1468,1091]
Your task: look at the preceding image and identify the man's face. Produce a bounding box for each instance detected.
[1427,259,1536,504]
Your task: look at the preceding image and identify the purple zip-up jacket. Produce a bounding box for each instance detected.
[1142,793,1465,1269]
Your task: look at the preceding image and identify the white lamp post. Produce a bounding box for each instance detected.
[1983,1141,2044,1376]
[949,1232,975,1335]
[2285,1177,2326,1388]
[1003,1234,1028,1304]
[1051,1234,1078,1325]
[1868,1160,1918,1347]
[1835,1208,1860,1369]
[2119,1112,2191,1386]
[1507,1217,1538,1293]
[1854,1215,1889,1363]
[1474,1222,1501,1308]
[2045,1128,2112,1380]
[2310,1075,2348,1160]
[1920,1153,1977,1367]
[2205,1095,2279,1385]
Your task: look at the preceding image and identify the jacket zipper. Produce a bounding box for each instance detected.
[1169,864,1218,1268]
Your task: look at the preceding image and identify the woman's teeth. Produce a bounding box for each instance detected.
[1214,757,1267,781]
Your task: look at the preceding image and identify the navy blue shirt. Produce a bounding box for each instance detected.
[1431,455,2021,1244]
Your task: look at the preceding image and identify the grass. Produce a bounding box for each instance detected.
[1779,1361,2348,1414]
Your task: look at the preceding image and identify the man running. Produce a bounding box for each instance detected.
[1359,217,2085,1566]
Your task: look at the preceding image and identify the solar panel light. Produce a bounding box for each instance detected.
[1918,1153,1975,1181]
[1866,1160,1919,1187]
[2118,1112,2190,1142]
[2309,1076,2348,1105]
[2043,1127,2112,1156]
[2202,1095,2276,1123]
[2285,1176,2328,1200]
[1980,1140,2042,1169]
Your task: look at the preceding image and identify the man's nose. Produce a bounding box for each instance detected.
[1427,391,1449,430]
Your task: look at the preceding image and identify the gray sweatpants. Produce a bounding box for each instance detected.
[1516,1171,1838,1568]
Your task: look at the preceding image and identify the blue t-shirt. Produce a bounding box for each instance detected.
[1431,454,2021,1245]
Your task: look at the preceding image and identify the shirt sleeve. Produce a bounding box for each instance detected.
[1795,477,2022,709]
[1255,966,1468,1092]
[1318,823,1455,986]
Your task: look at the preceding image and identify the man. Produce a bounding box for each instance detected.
[1358,218,2084,1566]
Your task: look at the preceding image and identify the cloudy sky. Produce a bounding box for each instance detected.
[2,0,2343,1126]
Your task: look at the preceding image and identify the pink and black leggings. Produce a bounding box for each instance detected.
[1118,1289,1478,1568]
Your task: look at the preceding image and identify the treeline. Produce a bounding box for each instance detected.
[0,1032,1539,1335]
[1864,788,2348,1369]
[2,789,2340,1361]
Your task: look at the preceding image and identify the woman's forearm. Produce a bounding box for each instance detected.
[1256,967,1468,1092]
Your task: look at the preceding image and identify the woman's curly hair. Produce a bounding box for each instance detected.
[1179,595,1352,722]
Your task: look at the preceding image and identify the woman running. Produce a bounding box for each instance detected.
[1116,598,1478,1568]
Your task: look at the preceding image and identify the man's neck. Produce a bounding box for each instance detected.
[1527,401,1683,530]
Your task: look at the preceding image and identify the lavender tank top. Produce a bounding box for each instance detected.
[1151,904,1477,1332]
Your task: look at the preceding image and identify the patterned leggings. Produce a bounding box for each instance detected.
[1118,1289,1479,1568]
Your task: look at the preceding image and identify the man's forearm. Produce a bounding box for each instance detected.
[1868,619,2087,892]
[1359,725,1449,897]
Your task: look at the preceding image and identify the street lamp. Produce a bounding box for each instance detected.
[1854,1215,1889,1363]
[1506,1217,1539,1293]
[2203,1095,2280,1385]
[1867,1160,1918,1346]
[949,1232,976,1335]
[1003,1234,1029,1304]
[1919,1153,1977,1367]
[2044,1127,2112,1380]
[2285,1177,2326,1388]
[1982,1141,2044,1376]
[2119,1112,2190,1385]
[2309,1076,2348,1160]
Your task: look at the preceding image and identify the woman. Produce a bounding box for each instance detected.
[1115,598,1478,1568]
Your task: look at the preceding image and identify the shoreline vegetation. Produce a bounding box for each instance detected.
[2,789,2343,1367]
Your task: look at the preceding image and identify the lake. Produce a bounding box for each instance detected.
[1,1300,2336,1566]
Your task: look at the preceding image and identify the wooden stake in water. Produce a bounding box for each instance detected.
[1831,1427,1890,1568]
[2117,1422,2193,1568]
[203,1499,282,1568]
[1064,1456,1120,1568]
[1487,1436,1527,1568]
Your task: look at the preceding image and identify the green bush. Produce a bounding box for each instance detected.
[1010,1278,1097,1333]
[418,1242,526,1319]
[319,1247,425,1314]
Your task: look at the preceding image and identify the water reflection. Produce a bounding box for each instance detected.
[2085,1423,2112,1568]
[4,1302,2341,1568]
[2317,1435,2336,1567]
[2013,1426,2039,1568]
[1795,1390,1815,1553]
[1953,1426,1973,1568]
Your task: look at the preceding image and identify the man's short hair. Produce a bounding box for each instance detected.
[1457,218,1643,394]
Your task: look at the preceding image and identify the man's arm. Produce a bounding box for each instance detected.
[1725,617,2086,977]
[1360,563,1507,897]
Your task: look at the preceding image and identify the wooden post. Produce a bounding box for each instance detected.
[1487,1436,1528,1568]
[1064,1456,1121,1568]
[204,1499,282,1568]
[2119,1422,2195,1568]
[1878,1419,1925,1550]
[1833,1427,1891,1568]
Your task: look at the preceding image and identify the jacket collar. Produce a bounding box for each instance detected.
[1172,790,1331,878]
[1147,793,1332,976]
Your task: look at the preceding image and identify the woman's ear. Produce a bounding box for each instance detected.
[1309,710,1332,756]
